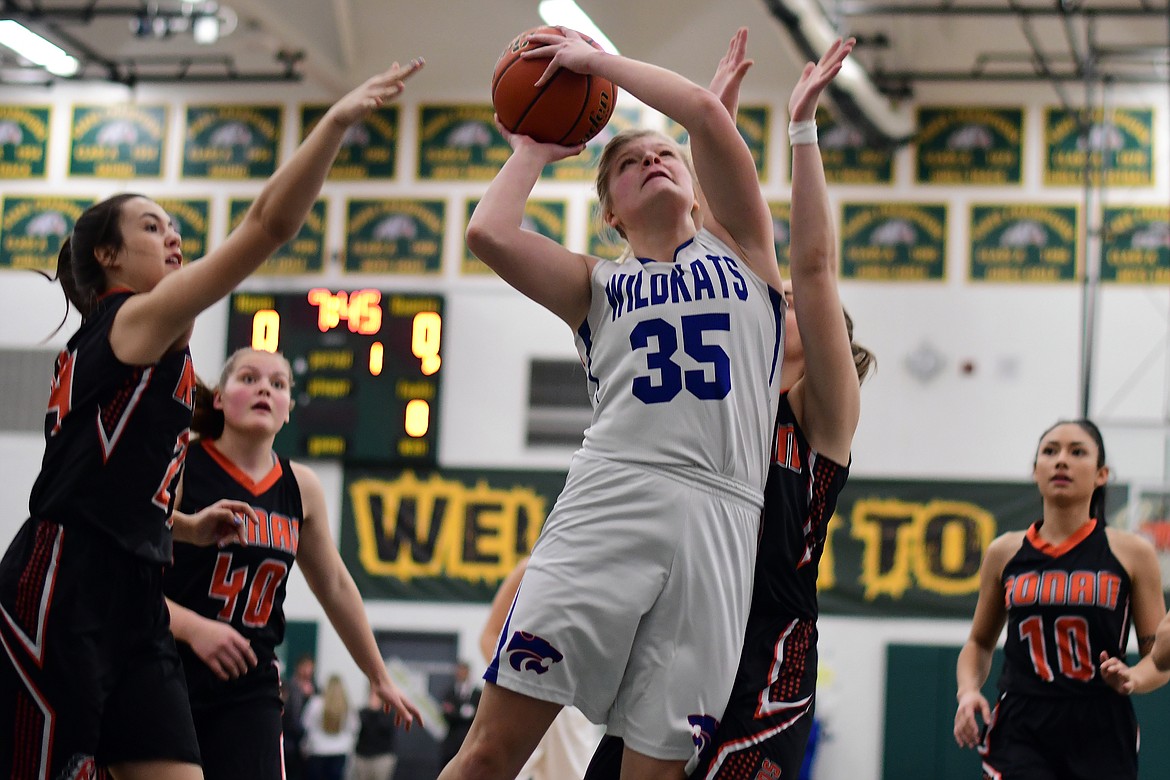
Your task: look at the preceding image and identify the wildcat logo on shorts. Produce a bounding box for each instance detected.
[56,754,101,780]
[688,713,719,755]
[505,630,563,675]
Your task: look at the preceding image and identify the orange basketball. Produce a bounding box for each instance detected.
[491,25,618,146]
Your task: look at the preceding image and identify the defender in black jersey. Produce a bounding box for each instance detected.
[583,32,872,780]
[164,349,420,780]
[955,420,1169,780]
[0,62,423,780]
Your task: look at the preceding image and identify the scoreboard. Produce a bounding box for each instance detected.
[226,289,443,464]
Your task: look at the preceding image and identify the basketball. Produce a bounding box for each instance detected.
[491,25,618,146]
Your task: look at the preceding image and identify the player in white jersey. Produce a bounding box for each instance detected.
[448,26,788,780]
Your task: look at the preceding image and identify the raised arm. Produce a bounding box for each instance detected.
[292,462,422,727]
[525,29,778,288]
[786,39,860,465]
[465,129,594,327]
[111,60,423,364]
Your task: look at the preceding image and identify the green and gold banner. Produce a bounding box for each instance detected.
[1100,206,1170,285]
[417,104,510,180]
[819,478,1128,618]
[818,109,895,185]
[344,198,444,274]
[69,104,167,178]
[1044,107,1154,187]
[769,201,791,278]
[154,198,211,264]
[840,202,948,281]
[228,197,327,274]
[0,195,94,270]
[182,104,282,179]
[0,105,50,178]
[340,466,566,602]
[462,198,566,275]
[666,104,770,181]
[915,106,1023,185]
[339,468,1128,616]
[301,104,400,180]
[969,203,1078,282]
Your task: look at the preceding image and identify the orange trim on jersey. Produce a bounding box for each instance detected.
[200,439,283,496]
[1026,518,1097,558]
[97,286,135,300]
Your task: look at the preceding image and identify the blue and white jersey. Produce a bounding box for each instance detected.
[574,229,785,489]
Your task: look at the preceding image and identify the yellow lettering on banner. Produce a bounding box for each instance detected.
[851,498,995,600]
[349,471,546,584]
[816,513,840,590]
[851,500,919,599]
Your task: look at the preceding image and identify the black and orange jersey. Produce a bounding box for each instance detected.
[164,438,302,708]
[28,289,195,564]
[998,518,1132,698]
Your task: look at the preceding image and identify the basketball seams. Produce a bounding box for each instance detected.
[556,73,594,146]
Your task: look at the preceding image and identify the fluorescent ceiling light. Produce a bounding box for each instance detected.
[193,15,220,44]
[538,0,619,54]
[0,20,79,76]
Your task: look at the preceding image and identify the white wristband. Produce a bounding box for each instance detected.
[788,119,818,146]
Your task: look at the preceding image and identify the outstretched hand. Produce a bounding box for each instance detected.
[327,58,425,127]
[1100,651,1137,695]
[709,27,753,118]
[372,675,424,729]
[788,37,855,122]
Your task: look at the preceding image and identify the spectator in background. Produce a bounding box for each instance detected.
[439,661,480,768]
[283,654,318,780]
[303,674,358,780]
[352,684,400,780]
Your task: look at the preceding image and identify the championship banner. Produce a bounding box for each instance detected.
[68,103,167,178]
[1043,106,1154,187]
[339,466,567,602]
[819,478,1129,618]
[229,197,327,274]
[768,201,791,278]
[817,109,895,185]
[1100,205,1170,285]
[344,198,444,274]
[301,104,400,180]
[0,105,50,179]
[416,104,510,181]
[969,203,1078,282]
[182,104,282,179]
[153,198,211,264]
[666,104,770,181]
[914,106,1023,185]
[541,104,640,181]
[839,202,948,281]
[462,198,566,275]
[0,195,94,270]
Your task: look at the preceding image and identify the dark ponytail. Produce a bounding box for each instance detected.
[189,379,224,440]
[51,193,145,320]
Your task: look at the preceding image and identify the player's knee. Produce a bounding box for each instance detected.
[452,732,523,780]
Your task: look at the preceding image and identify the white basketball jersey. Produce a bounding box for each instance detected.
[574,229,784,489]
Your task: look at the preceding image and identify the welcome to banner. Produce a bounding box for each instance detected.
[340,466,1131,618]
